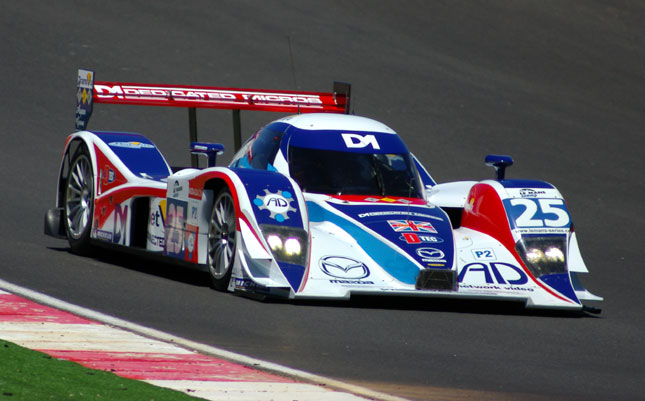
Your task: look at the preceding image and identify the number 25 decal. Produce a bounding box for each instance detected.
[506,198,571,228]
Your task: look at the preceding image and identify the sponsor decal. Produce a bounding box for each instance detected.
[165,199,187,258]
[253,189,296,222]
[147,198,166,252]
[400,233,444,244]
[472,248,496,261]
[465,197,475,212]
[329,279,375,285]
[415,247,446,263]
[77,71,93,89]
[458,262,528,285]
[458,283,534,292]
[341,133,380,149]
[388,220,437,233]
[75,106,86,129]
[185,224,199,263]
[234,278,269,291]
[358,210,442,220]
[113,203,128,245]
[172,181,184,198]
[94,84,324,106]
[320,256,370,280]
[147,233,165,248]
[76,70,93,130]
[364,197,413,204]
[188,202,199,225]
[94,229,113,242]
[189,187,203,199]
[102,166,115,184]
[519,188,546,198]
[108,141,155,149]
[94,148,124,194]
[150,199,166,229]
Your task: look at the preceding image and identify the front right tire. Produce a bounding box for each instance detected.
[207,188,237,291]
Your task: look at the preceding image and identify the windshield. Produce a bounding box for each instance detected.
[288,146,423,198]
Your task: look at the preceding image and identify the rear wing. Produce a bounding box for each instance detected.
[75,69,351,165]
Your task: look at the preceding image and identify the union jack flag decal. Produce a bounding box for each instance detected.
[387,220,437,233]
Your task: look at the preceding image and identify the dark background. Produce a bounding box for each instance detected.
[1,1,643,400]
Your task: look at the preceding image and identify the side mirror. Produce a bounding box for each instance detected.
[191,142,225,167]
[485,154,513,181]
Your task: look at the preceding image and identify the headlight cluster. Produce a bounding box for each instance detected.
[261,224,309,265]
[516,236,567,278]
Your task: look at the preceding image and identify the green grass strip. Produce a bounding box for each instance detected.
[0,339,205,401]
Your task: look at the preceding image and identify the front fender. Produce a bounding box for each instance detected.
[460,179,599,307]
[185,167,309,294]
[233,168,307,229]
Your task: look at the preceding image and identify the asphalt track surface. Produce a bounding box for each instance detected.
[1,2,644,400]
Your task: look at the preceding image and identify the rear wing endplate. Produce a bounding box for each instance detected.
[75,69,351,165]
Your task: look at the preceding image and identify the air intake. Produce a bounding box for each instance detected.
[415,269,457,291]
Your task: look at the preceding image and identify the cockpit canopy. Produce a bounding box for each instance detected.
[230,114,424,199]
[288,146,422,197]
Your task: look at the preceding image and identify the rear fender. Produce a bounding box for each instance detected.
[54,131,170,247]
[55,131,171,205]
[54,132,99,209]
[48,132,106,240]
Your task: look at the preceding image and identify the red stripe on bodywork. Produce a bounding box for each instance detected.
[95,186,167,228]
[461,183,573,303]
[189,171,242,230]
[94,143,129,194]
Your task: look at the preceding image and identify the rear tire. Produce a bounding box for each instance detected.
[207,188,237,291]
[63,146,94,254]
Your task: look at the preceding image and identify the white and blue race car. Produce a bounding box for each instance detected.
[45,69,602,312]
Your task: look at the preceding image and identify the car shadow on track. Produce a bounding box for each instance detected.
[271,295,601,319]
[48,245,601,318]
[47,245,210,288]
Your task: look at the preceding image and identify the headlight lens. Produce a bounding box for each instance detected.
[260,225,308,265]
[516,236,567,278]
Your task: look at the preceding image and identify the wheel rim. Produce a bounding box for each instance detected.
[208,192,236,279]
[65,155,93,239]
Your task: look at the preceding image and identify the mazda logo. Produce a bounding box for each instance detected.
[320,256,370,279]
[415,247,445,260]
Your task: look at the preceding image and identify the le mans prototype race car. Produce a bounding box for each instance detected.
[45,69,602,312]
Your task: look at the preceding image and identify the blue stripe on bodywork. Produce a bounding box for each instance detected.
[329,202,455,270]
[540,273,580,304]
[232,168,303,228]
[307,201,421,285]
[232,169,308,291]
[94,132,171,181]
[283,127,409,154]
[498,179,554,189]
[277,262,306,291]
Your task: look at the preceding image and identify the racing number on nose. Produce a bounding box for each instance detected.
[509,198,570,228]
